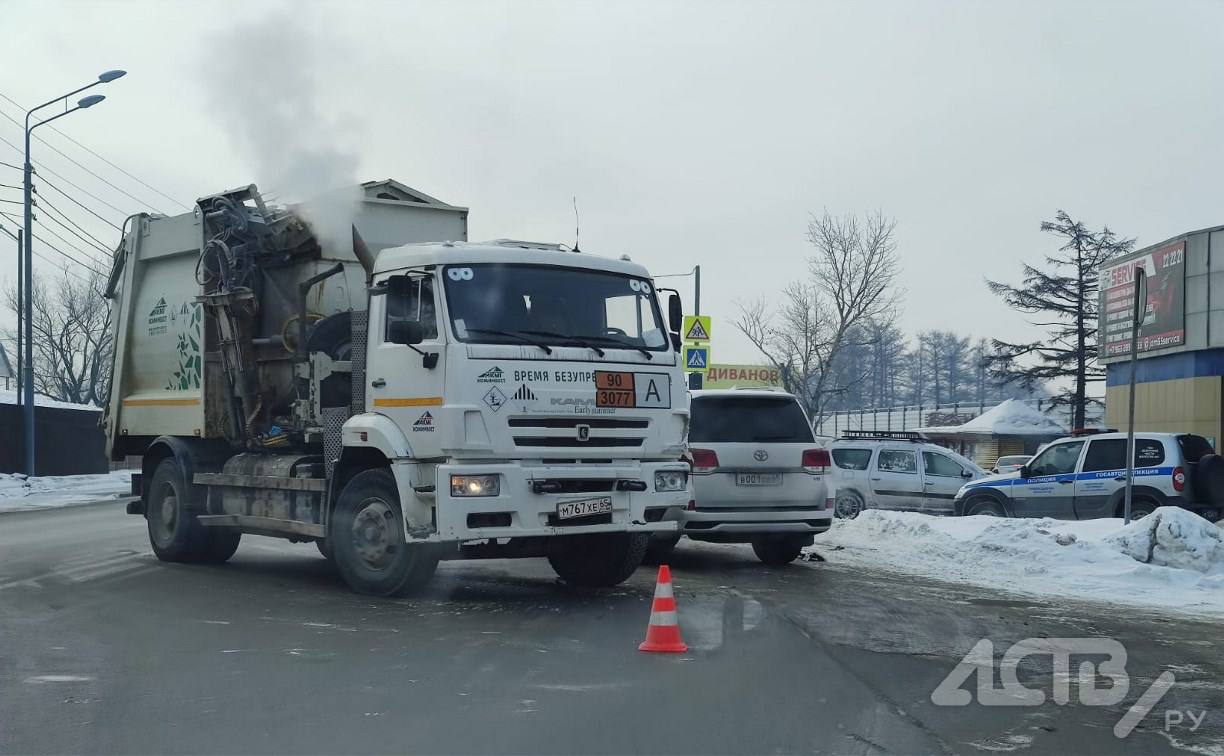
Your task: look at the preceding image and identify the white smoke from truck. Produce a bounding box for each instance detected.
[199,11,364,252]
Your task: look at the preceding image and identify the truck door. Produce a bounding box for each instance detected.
[869,447,924,511]
[368,272,448,451]
[1012,440,1084,518]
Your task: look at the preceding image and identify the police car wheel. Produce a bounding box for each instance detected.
[966,497,1006,517]
[1125,498,1158,520]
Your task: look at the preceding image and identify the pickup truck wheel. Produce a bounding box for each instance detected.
[146,458,209,562]
[547,532,650,587]
[966,497,1007,517]
[751,536,805,565]
[642,535,681,565]
[330,469,439,596]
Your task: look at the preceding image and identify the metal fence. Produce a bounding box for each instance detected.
[812,398,1105,439]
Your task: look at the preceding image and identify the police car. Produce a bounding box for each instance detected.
[953,432,1224,521]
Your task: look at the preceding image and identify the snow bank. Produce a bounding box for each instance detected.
[810,507,1224,618]
[0,470,134,513]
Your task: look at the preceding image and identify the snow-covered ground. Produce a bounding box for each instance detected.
[809,507,1224,618]
[0,470,134,513]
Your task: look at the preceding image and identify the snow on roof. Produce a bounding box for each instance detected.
[0,388,100,411]
[0,343,12,379]
[917,398,1064,437]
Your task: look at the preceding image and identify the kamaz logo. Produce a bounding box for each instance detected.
[412,411,435,432]
[477,366,505,383]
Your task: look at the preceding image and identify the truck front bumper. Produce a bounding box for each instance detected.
[417,461,685,542]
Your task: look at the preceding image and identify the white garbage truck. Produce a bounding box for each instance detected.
[103,183,689,595]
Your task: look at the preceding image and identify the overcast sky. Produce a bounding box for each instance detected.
[2,0,1222,365]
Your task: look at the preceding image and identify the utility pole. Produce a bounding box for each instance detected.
[1123,266,1147,525]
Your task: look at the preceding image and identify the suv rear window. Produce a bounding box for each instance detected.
[1178,434,1215,463]
[1083,438,1166,471]
[690,396,814,443]
[832,448,872,470]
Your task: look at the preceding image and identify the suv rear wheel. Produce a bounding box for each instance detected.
[751,535,806,565]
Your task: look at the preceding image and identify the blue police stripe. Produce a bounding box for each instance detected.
[964,467,1176,490]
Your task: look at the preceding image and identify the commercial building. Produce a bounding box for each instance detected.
[1101,225,1224,448]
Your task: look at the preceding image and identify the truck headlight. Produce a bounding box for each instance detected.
[654,470,688,492]
[450,474,500,497]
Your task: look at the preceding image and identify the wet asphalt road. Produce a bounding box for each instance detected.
[1,502,1221,755]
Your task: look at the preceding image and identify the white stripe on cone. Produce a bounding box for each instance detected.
[648,610,679,626]
[653,581,674,599]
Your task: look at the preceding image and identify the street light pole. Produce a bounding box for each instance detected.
[22,70,125,476]
[1123,266,1148,526]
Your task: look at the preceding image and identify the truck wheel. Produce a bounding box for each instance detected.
[330,469,439,596]
[751,536,805,565]
[547,532,650,587]
[146,458,210,562]
[642,535,681,565]
[316,539,334,562]
[197,530,242,563]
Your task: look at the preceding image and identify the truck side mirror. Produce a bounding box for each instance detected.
[668,293,683,333]
[388,320,425,346]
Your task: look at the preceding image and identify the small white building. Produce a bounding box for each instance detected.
[0,342,12,391]
[916,399,1067,469]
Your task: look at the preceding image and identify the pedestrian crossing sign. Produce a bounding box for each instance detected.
[684,346,710,372]
[682,315,711,342]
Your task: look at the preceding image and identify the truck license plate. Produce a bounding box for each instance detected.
[556,496,613,520]
[736,473,783,486]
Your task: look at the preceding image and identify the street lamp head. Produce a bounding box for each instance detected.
[77,94,106,109]
[97,70,127,83]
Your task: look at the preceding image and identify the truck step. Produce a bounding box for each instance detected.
[194,472,326,492]
[196,514,325,539]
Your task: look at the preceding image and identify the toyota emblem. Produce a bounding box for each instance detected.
[576,424,591,442]
[753,449,768,462]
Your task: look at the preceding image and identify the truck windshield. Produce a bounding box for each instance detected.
[442,264,668,351]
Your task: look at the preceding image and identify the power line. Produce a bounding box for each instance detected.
[0,91,187,211]
[0,100,171,214]
[36,193,115,252]
[0,159,19,170]
[0,132,129,218]
[37,200,112,256]
[38,175,123,230]
[1,210,107,278]
[33,220,109,272]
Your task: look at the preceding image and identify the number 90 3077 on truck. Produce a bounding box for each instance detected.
[103,184,690,596]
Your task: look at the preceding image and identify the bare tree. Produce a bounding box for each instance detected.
[2,266,113,406]
[735,211,901,417]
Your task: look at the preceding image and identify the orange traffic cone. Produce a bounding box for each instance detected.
[638,565,688,653]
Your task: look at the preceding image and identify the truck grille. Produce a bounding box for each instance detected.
[509,416,648,449]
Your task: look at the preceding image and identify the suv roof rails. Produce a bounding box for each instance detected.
[1070,427,1118,436]
[840,430,924,442]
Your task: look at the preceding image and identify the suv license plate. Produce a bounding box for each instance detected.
[556,496,613,520]
[736,473,783,486]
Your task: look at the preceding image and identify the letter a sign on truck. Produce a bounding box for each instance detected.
[682,315,711,342]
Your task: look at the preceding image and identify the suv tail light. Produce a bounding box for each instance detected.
[689,448,720,474]
[1173,466,1185,492]
[803,448,831,474]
